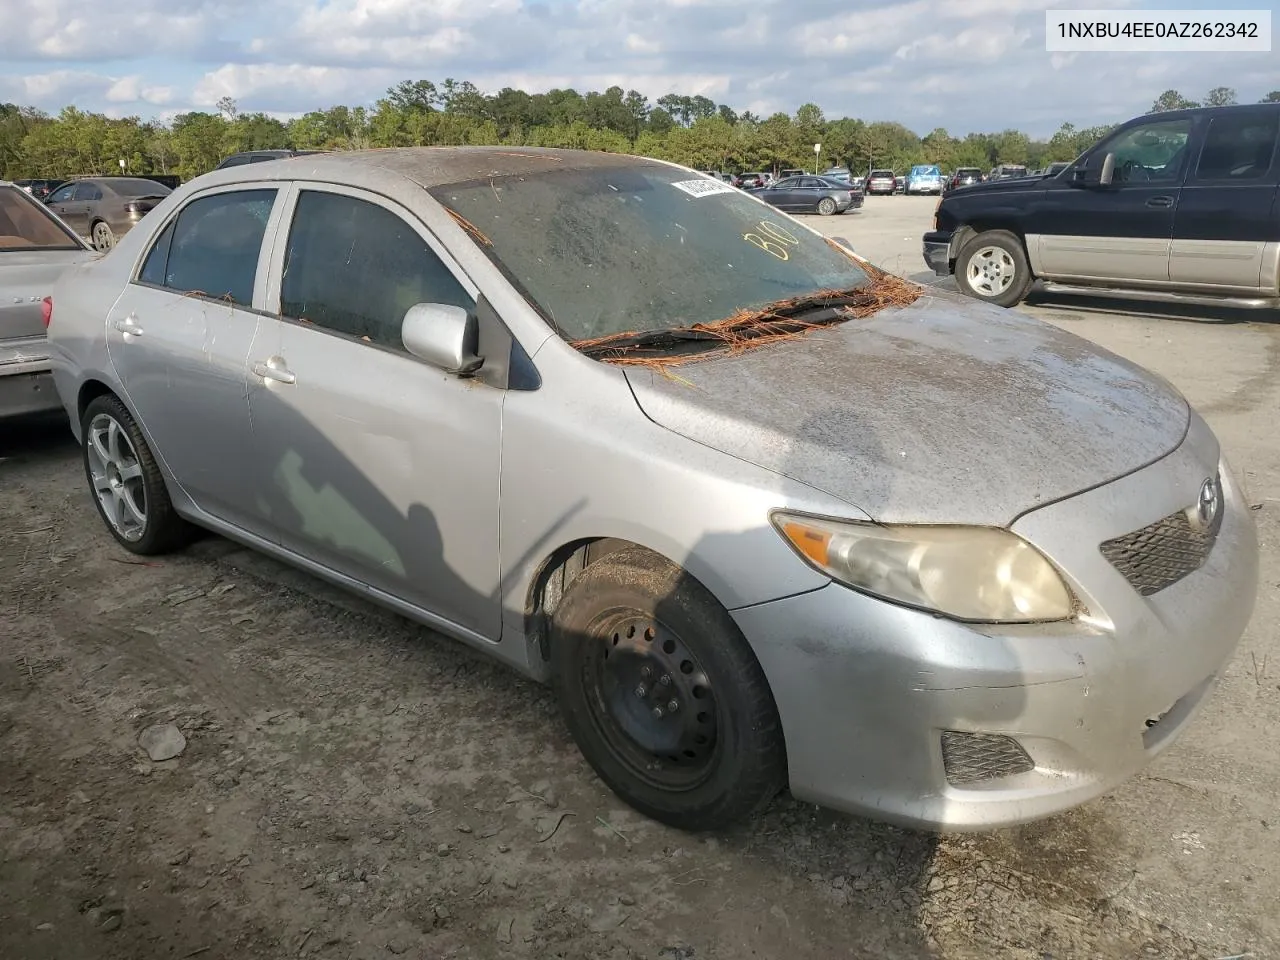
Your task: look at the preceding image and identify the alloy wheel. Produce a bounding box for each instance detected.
[86,413,147,541]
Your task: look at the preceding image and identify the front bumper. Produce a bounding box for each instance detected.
[923,229,952,275]
[733,425,1258,831]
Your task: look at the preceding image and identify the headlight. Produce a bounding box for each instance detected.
[772,512,1075,623]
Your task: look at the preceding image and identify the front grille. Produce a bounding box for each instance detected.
[940,731,1034,786]
[1100,509,1216,597]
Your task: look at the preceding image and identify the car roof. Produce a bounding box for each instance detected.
[182,147,700,201]
[1127,101,1280,125]
[206,146,648,179]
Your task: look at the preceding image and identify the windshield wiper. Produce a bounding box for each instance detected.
[575,283,909,360]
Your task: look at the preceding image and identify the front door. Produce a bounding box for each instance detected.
[247,184,504,640]
[46,181,88,235]
[1171,109,1280,291]
[106,185,282,533]
[1033,115,1195,283]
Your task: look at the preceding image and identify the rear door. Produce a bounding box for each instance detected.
[1032,115,1196,282]
[105,184,285,533]
[1171,109,1280,291]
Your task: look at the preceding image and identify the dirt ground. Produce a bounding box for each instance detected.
[3,198,1277,960]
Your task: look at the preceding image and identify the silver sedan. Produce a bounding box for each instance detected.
[0,180,94,419]
[45,148,1258,832]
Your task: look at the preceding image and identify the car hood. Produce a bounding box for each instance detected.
[623,289,1190,526]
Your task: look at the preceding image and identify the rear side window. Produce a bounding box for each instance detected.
[1194,112,1279,181]
[279,190,474,352]
[0,186,82,249]
[73,182,103,201]
[137,189,276,306]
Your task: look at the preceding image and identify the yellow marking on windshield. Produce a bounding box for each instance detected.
[743,219,801,260]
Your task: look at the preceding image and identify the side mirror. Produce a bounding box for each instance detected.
[401,302,484,376]
[1098,152,1115,186]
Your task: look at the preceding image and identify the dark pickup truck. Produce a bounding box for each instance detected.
[923,103,1280,309]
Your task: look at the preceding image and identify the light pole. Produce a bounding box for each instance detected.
[813,142,821,175]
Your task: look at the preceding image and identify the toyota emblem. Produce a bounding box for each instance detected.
[1197,477,1221,528]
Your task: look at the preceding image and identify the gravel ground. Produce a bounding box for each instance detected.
[2,195,1276,960]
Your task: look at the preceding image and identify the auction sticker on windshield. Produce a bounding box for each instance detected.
[670,178,737,198]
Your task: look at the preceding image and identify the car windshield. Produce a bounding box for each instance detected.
[107,178,173,197]
[910,165,940,176]
[429,161,870,341]
[0,185,82,250]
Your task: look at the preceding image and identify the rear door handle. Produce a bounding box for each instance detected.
[252,357,296,385]
[1145,195,1175,208]
[112,316,144,337]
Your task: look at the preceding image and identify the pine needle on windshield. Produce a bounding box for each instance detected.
[573,268,923,368]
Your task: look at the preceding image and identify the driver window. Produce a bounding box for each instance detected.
[1103,119,1193,183]
[279,190,475,353]
[47,184,75,204]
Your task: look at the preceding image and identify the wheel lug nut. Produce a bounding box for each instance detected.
[641,666,652,679]
[652,707,664,719]
[635,684,647,698]
[659,674,671,686]
[667,699,679,712]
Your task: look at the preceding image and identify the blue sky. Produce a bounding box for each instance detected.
[0,0,1273,137]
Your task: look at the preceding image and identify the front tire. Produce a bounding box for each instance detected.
[550,547,786,831]
[816,197,837,216]
[81,394,195,555]
[955,230,1033,308]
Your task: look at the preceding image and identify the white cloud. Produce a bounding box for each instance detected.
[105,76,175,105]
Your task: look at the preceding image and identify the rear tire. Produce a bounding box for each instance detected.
[817,197,837,216]
[91,221,115,252]
[81,394,196,555]
[550,547,786,831]
[955,230,1033,308]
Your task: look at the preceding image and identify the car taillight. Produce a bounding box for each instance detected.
[41,296,53,328]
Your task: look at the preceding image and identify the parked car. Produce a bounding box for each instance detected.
[44,177,172,252]
[946,168,985,192]
[894,175,906,193]
[214,149,323,170]
[13,179,61,201]
[822,166,852,183]
[736,172,769,189]
[779,168,805,179]
[1040,161,1071,177]
[924,102,1280,309]
[45,147,1257,834]
[987,164,1028,181]
[866,169,896,195]
[749,175,862,215]
[0,181,95,419]
[905,164,944,195]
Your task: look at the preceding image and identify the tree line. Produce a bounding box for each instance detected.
[3,82,1277,184]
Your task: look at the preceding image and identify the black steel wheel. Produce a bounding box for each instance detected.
[550,547,786,831]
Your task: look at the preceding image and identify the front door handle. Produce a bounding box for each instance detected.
[112,315,144,337]
[1145,195,1175,208]
[252,356,296,385]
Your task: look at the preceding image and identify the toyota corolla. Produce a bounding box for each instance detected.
[45,147,1258,832]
